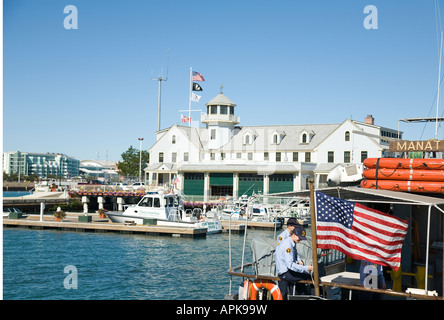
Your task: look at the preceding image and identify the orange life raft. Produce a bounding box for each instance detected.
[360,179,444,193]
[363,168,444,181]
[363,158,444,170]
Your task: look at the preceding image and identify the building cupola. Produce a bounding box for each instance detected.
[202,88,239,150]
[201,88,240,126]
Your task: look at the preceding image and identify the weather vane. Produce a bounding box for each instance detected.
[220,84,224,93]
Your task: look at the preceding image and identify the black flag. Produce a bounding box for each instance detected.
[192,82,203,91]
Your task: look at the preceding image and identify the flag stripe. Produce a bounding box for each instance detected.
[316,242,401,269]
[354,204,409,231]
[352,216,408,242]
[317,237,402,263]
[317,223,404,253]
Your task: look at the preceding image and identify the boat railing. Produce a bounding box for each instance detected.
[167,208,180,222]
[227,262,442,300]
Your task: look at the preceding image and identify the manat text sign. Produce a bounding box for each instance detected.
[389,140,444,152]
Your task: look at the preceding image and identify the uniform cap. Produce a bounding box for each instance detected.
[292,225,307,240]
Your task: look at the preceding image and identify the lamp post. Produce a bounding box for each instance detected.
[138,138,144,182]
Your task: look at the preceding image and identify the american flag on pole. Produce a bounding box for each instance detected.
[181,115,191,123]
[192,71,205,82]
[315,191,408,271]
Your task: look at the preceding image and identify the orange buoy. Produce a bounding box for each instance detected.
[249,279,282,300]
[363,168,444,181]
[360,179,444,193]
[363,158,444,170]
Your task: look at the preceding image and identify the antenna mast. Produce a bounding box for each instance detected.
[153,49,169,132]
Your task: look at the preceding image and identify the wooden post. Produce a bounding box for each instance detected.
[309,180,320,297]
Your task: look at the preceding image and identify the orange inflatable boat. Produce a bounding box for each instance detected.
[360,179,444,193]
[363,158,444,170]
[363,168,444,181]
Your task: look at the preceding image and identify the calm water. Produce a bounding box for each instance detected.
[3,191,33,197]
[3,227,274,300]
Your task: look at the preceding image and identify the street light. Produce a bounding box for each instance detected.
[138,138,144,182]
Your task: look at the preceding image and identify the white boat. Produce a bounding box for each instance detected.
[219,195,277,220]
[106,193,222,234]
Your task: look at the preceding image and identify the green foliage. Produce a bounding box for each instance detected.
[50,199,83,212]
[116,145,149,178]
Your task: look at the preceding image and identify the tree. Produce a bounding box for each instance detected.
[117,146,150,179]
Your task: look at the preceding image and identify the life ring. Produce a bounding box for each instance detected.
[250,279,282,300]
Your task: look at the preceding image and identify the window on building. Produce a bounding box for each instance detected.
[248,153,253,160]
[305,152,311,162]
[302,134,307,143]
[172,153,177,163]
[245,135,250,144]
[220,105,228,114]
[361,151,368,163]
[211,129,216,140]
[210,106,217,114]
[276,152,281,162]
[184,152,189,162]
[273,134,278,144]
[293,152,298,162]
[172,135,176,144]
[210,153,215,160]
[221,153,225,160]
[237,153,242,159]
[345,131,350,141]
[344,151,351,163]
[229,106,234,115]
[264,152,269,161]
[328,151,334,163]
[159,152,164,163]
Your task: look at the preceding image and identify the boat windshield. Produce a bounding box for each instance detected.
[138,196,161,208]
[165,196,179,207]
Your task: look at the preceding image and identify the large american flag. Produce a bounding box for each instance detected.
[315,191,408,271]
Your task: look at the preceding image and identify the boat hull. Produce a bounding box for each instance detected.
[363,168,444,181]
[363,158,444,170]
[360,179,444,193]
[105,212,222,234]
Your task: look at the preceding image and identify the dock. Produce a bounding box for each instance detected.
[3,213,207,238]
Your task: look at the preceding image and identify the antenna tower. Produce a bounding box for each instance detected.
[152,49,169,132]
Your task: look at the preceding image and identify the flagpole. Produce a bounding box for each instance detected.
[189,67,192,127]
[309,180,321,297]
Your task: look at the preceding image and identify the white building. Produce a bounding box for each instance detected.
[146,91,400,201]
[79,160,120,182]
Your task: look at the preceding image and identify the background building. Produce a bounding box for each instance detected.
[2,151,80,179]
[146,91,401,201]
[79,160,120,182]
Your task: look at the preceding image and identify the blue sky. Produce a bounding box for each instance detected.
[3,0,444,162]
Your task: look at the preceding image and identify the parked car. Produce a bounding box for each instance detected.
[131,182,146,190]
[114,183,131,191]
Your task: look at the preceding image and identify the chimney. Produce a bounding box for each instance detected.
[365,114,374,125]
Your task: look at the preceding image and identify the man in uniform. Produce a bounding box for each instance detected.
[275,225,313,298]
[276,217,298,245]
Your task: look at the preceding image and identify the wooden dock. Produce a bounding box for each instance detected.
[3,214,207,238]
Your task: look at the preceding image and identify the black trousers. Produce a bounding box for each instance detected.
[278,270,311,298]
